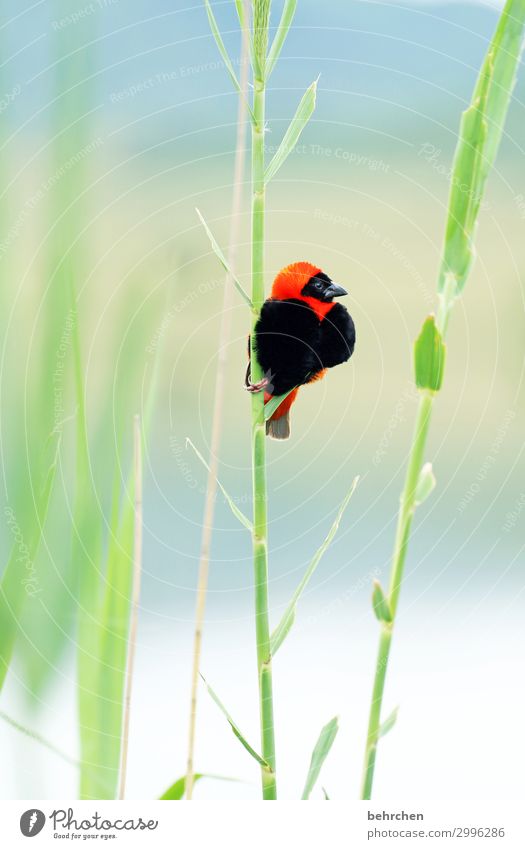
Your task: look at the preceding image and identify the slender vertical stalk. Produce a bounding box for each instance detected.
[360,282,456,800]
[359,0,525,795]
[360,392,433,799]
[185,16,250,801]
[118,414,143,800]
[251,75,277,800]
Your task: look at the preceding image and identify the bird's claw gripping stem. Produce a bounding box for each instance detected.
[245,377,269,393]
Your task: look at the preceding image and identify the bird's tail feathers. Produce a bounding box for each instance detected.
[266,410,291,440]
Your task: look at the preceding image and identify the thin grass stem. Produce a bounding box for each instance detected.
[118,414,143,800]
[0,709,80,770]
[360,393,433,799]
[360,0,525,797]
[251,72,277,800]
[184,8,250,801]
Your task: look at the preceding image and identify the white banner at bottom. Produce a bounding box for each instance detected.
[1,801,524,848]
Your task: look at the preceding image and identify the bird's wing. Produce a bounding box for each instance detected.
[253,298,322,396]
[317,303,356,368]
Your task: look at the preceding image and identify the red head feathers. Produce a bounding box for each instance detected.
[250,260,355,438]
[270,261,336,320]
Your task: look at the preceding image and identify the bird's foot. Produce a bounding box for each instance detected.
[244,376,270,393]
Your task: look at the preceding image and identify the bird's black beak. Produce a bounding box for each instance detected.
[325,282,348,299]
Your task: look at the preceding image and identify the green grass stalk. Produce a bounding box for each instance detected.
[360,390,434,799]
[250,72,277,801]
[185,13,250,800]
[360,0,525,798]
[118,415,143,800]
[201,0,315,799]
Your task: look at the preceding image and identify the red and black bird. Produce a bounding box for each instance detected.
[246,261,356,439]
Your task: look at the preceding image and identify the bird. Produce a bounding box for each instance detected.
[245,261,356,439]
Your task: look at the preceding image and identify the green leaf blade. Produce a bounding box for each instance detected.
[439,0,525,293]
[372,581,392,624]
[204,0,242,94]
[414,316,446,393]
[159,773,237,800]
[378,706,399,740]
[196,209,253,309]
[301,716,339,800]
[270,606,296,656]
[186,438,253,532]
[0,432,61,693]
[266,0,298,78]
[415,462,436,506]
[270,477,359,655]
[160,774,203,800]
[202,676,271,770]
[263,386,297,421]
[264,80,318,184]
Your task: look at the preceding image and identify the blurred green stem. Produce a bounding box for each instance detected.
[360,275,458,799]
[251,77,277,800]
[118,415,143,800]
[360,391,433,799]
[185,13,250,800]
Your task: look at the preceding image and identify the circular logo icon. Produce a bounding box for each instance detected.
[20,810,46,837]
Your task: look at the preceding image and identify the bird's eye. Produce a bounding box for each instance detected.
[314,280,323,290]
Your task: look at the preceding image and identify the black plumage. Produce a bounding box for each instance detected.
[254,296,356,396]
[245,265,356,439]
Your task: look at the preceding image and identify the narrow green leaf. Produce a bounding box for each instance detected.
[186,438,253,531]
[378,706,399,740]
[266,0,298,79]
[234,0,256,70]
[322,787,330,800]
[372,580,392,624]
[204,0,242,94]
[271,477,359,655]
[415,462,436,505]
[0,709,115,794]
[70,268,114,800]
[264,80,318,184]
[476,0,525,177]
[77,292,168,799]
[440,101,488,290]
[271,606,296,656]
[263,386,298,421]
[252,0,271,80]
[204,0,256,122]
[0,432,61,692]
[201,675,271,770]
[196,209,253,309]
[94,490,135,797]
[160,774,203,800]
[414,316,446,393]
[301,716,339,800]
[439,0,525,292]
[0,708,80,769]
[160,773,238,800]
